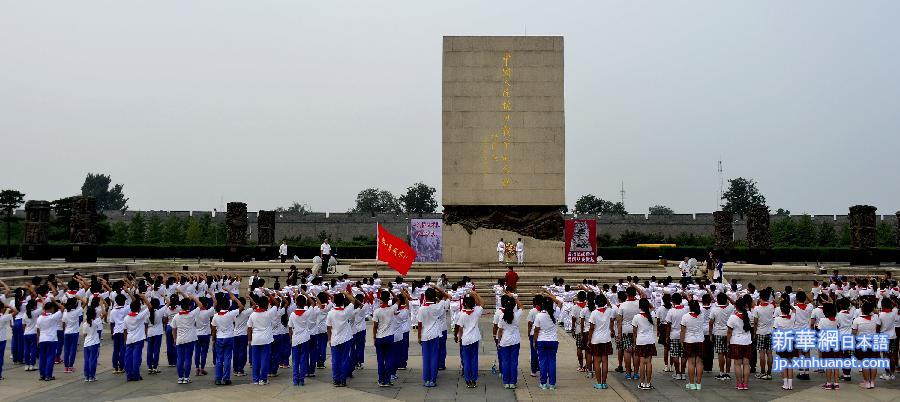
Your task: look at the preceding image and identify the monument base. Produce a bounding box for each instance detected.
[745,248,773,265]
[21,244,51,260]
[443,224,563,264]
[65,244,97,263]
[850,248,880,266]
[256,245,276,262]
[224,245,249,262]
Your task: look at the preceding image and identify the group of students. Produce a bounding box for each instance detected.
[538,274,900,391]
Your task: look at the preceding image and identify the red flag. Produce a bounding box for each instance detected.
[377,224,416,276]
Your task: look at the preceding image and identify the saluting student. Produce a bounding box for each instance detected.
[123,293,153,382]
[247,294,277,385]
[172,291,201,384]
[145,298,165,374]
[497,292,524,389]
[288,294,318,386]
[210,292,243,385]
[632,298,656,390]
[35,300,64,381]
[417,286,450,387]
[326,290,360,387]
[680,300,706,390]
[0,300,19,380]
[588,293,615,389]
[455,290,484,388]
[61,298,83,373]
[533,293,562,390]
[372,290,398,387]
[727,297,753,391]
[81,304,104,382]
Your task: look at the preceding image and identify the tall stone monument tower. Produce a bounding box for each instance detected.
[442,36,565,263]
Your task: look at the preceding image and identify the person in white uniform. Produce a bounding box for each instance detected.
[515,238,525,264]
[497,239,506,263]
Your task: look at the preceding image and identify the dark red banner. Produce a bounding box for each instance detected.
[377,224,417,276]
[565,219,597,263]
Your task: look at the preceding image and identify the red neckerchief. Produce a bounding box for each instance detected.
[463,309,474,315]
[758,302,769,307]
[828,317,836,321]
[334,307,345,311]
[398,305,407,310]
[882,308,894,313]
[128,312,137,317]
[626,297,637,301]
[674,305,685,310]
[781,314,791,319]
[639,312,650,319]
[597,308,606,313]
[702,304,711,309]
[735,312,745,319]
[796,303,807,310]
[840,310,849,314]
[42,312,50,316]
[689,313,699,318]
[294,309,305,316]
[422,302,434,307]
[178,311,190,315]
[218,310,229,316]
[717,304,727,308]
[534,306,542,312]
[67,290,78,295]
[575,302,586,309]
[254,308,265,313]
[861,315,873,321]
[380,303,389,309]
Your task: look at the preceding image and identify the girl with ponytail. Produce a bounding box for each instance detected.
[497,292,524,389]
[632,298,657,390]
[727,297,753,390]
[532,292,562,389]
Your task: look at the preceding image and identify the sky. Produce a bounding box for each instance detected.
[2,1,899,216]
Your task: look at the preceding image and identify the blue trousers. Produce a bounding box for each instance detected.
[215,337,234,381]
[0,340,5,377]
[314,333,327,365]
[23,333,37,365]
[83,344,99,379]
[331,341,352,383]
[291,341,309,385]
[421,338,440,384]
[12,319,23,363]
[38,341,56,379]
[124,340,144,380]
[176,342,194,378]
[165,326,176,366]
[499,343,520,385]
[251,344,271,383]
[233,335,248,373]
[306,334,317,376]
[63,333,79,368]
[536,340,558,386]
[460,341,479,382]
[55,330,64,359]
[269,335,283,375]
[438,331,447,369]
[374,336,393,385]
[147,334,162,369]
[353,330,366,367]
[280,334,290,366]
[394,332,409,371]
[528,335,539,374]
[112,333,125,370]
[194,334,210,369]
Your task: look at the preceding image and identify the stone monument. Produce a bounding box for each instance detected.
[224,202,248,262]
[22,200,51,260]
[713,211,734,259]
[66,196,98,262]
[848,205,878,266]
[256,210,276,260]
[746,205,772,265]
[442,36,565,263]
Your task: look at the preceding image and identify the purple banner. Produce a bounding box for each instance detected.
[409,219,442,262]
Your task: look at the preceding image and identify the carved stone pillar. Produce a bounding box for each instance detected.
[849,205,878,266]
[256,210,276,261]
[746,204,772,265]
[224,202,248,262]
[713,211,734,251]
[22,200,51,260]
[66,196,97,262]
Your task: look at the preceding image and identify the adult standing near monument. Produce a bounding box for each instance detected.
[279,240,288,263]
[516,238,525,265]
[320,239,332,270]
[497,239,505,263]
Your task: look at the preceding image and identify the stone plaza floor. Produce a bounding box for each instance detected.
[1,318,898,402]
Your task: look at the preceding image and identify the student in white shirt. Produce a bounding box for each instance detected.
[61,298,83,373]
[210,292,243,385]
[526,295,543,378]
[326,289,361,387]
[80,305,104,382]
[392,292,411,373]
[666,292,688,380]
[455,290,484,388]
[852,301,882,389]
[232,296,253,377]
[311,291,332,373]
[751,288,775,380]
[497,238,506,263]
[372,290,398,387]
[877,298,897,381]
[497,293,524,389]
[288,294,318,386]
[773,300,798,390]
[350,293,368,371]
[123,293,152,382]
[247,294,277,385]
[532,295,561,389]
[710,292,734,380]
[192,293,216,377]
[727,298,753,390]
[588,293,615,389]
[35,300,64,381]
[632,298,657,390]
[515,238,525,264]
[680,300,706,390]
[109,293,129,374]
[172,292,201,384]
[417,286,450,387]
[145,298,165,374]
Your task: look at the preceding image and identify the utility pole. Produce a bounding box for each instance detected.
[619,181,626,209]
[717,159,724,209]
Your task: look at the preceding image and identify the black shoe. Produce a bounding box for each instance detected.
[750,367,756,374]
[614,366,624,373]
[215,380,222,385]
[223,379,232,385]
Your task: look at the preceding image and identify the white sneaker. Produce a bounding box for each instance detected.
[879,373,892,380]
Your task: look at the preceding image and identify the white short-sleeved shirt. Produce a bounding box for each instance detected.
[195,308,215,336]
[817,317,838,331]
[248,307,277,346]
[751,303,776,335]
[392,307,410,341]
[62,307,83,334]
[774,314,795,332]
[110,306,128,334]
[124,309,150,344]
[589,307,614,344]
[851,315,880,335]
[0,313,13,342]
[533,311,558,342]
[878,309,897,339]
[173,309,199,345]
[527,308,540,336]
[79,318,102,347]
[631,313,655,345]
[727,313,752,345]
[417,300,449,342]
[287,309,310,346]
[710,304,734,336]
[372,304,398,339]
[618,299,640,333]
[326,304,356,346]
[455,306,483,346]
[234,308,253,335]
[680,313,705,343]
[36,311,63,342]
[211,309,240,339]
[498,308,522,347]
[792,303,814,330]
[666,306,689,338]
[320,243,332,255]
[147,309,165,337]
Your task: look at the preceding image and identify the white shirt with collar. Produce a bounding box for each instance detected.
[211,309,240,339]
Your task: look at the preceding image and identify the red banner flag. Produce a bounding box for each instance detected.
[377,224,417,276]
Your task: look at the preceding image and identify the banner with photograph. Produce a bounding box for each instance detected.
[409,219,443,262]
[565,219,597,263]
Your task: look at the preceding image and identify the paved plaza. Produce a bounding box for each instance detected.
[1,317,898,402]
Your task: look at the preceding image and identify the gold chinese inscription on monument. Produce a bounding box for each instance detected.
[483,51,513,188]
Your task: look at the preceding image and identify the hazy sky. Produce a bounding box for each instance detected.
[2,1,898,215]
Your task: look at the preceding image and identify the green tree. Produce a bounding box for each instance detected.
[838,224,851,246]
[350,188,402,215]
[817,221,837,247]
[876,222,896,247]
[794,214,817,247]
[205,221,225,244]
[80,173,129,212]
[573,194,627,215]
[198,214,212,241]
[721,177,766,219]
[770,216,796,247]
[648,205,674,215]
[775,208,791,216]
[275,202,311,214]
[49,196,77,242]
[111,221,129,244]
[162,216,184,244]
[399,182,438,214]
[146,215,163,244]
[0,189,25,258]
[128,213,146,244]
[184,217,203,244]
